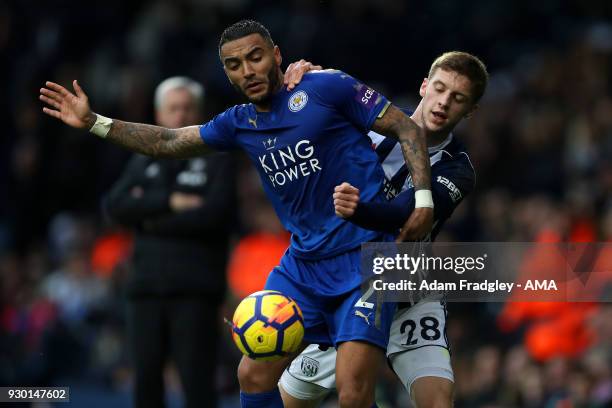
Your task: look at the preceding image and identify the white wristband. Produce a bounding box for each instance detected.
[414,189,434,208]
[89,113,113,138]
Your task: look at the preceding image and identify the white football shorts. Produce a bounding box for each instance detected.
[279,301,454,400]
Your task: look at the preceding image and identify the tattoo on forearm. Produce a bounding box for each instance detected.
[372,105,431,190]
[106,120,209,158]
[399,119,430,191]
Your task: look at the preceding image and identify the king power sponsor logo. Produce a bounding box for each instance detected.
[258,139,322,188]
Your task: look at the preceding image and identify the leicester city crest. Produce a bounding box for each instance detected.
[288,91,308,112]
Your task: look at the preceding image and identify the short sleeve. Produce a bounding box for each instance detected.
[314,71,390,131]
[430,160,475,220]
[199,107,238,151]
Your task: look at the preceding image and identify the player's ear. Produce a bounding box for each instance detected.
[274,45,282,67]
[419,78,428,97]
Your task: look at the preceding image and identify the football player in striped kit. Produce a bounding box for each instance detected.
[279,51,488,408]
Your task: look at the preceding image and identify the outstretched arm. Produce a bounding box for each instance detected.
[371,105,432,241]
[101,120,208,159]
[40,80,213,158]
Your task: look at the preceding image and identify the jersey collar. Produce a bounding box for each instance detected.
[248,88,286,118]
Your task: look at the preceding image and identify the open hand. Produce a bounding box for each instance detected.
[284,59,323,91]
[333,182,360,218]
[40,80,95,129]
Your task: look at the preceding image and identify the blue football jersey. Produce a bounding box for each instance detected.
[199,71,392,259]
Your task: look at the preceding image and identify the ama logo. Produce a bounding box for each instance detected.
[523,280,558,291]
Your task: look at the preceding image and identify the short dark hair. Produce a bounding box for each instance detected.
[428,51,489,103]
[219,20,274,54]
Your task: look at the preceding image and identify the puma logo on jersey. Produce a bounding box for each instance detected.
[355,310,372,326]
[248,117,258,128]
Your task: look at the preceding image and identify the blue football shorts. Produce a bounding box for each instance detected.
[264,245,395,350]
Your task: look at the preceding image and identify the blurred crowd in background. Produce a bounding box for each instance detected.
[0,0,611,407]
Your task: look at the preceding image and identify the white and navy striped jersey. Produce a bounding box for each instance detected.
[356,117,475,242]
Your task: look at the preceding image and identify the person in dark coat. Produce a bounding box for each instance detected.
[104,77,236,408]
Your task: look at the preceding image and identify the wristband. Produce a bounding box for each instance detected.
[414,189,434,208]
[89,114,113,138]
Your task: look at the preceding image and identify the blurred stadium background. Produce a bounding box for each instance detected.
[1,0,611,407]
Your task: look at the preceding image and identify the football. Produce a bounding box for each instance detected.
[231,290,304,361]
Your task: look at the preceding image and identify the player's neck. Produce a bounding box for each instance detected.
[410,110,451,147]
[254,102,271,112]
[425,130,451,147]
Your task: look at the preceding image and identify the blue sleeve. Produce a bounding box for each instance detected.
[198,107,238,151]
[350,161,475,232]
[314,71,390,131]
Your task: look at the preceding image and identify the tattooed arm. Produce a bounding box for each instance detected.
[372,104,430,192]
[102,121,210,158]
[371,104,433,241]
[40,80,213,158]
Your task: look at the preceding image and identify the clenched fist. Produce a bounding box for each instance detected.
[333,182,360,218]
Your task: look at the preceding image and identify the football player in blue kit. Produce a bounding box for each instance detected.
[279,52,488,408]
[40,20,434,408]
